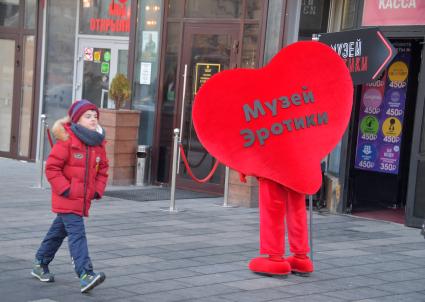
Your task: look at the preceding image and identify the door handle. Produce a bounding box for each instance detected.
[179,64,188,141]
[177,64,188,173]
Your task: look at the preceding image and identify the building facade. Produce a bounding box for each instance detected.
[0,0,424,227]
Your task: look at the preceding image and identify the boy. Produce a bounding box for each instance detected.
[32,99,109,293]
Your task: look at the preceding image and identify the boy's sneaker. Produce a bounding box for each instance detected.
[31,259,55,282]
[80,271,105,293]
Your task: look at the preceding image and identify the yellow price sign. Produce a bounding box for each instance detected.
[388,61,408,83]
[382,117,402,137]
[94,51,101,62]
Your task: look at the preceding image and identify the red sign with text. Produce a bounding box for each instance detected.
[90,0,130,33]
[362,0,425,26]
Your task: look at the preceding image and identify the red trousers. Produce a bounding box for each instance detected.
[259,178,310,256]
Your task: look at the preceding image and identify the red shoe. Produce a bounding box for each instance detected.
[286,254,314,276]
[248,255,291,276]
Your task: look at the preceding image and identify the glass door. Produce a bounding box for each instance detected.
[0,36,17,156]
[75,38,128,108]
[406,43,425,228]
[176,23,239,193]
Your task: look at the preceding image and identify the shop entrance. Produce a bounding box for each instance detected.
[0,35,18,158]
[175,23,239,193]
[75,38,128,108]
[348,39,423,224]
[0,33,35,160]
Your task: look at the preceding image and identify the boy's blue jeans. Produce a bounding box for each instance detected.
[36,213,93,277]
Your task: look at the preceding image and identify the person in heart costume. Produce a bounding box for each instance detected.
[192,41,353,276]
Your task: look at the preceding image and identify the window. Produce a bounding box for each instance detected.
[132,0,162,146]
[79,0,131,36]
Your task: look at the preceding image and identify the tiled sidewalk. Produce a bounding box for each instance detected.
[1,158,424,302]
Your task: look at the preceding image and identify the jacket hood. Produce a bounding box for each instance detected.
[52,116,71,142]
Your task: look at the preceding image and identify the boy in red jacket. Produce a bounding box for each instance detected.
[31,100,109,293]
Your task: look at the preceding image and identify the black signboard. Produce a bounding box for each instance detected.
[194,63,221,94]
[318,28,396,85]
[299,0,328,35]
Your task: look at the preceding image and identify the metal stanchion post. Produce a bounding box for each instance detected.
[177,65,188,174]
[162,128,180,213]
[223,166,230,206]
[213,166,236,208]
[36,114,47,189]
[308,194,314,261]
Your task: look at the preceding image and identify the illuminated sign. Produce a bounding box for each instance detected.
[89,0,130,33]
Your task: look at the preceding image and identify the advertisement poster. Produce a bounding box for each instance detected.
[194,63,221,94]
[354,42,411,174]
[142,31,158,60]
[140,62,152,85]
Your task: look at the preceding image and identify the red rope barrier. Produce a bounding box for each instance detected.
[179,144,220,183]
[46,128,54,148]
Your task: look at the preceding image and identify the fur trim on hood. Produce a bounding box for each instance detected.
[52,116,71,142]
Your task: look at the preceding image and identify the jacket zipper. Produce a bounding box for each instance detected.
[83,145,89,215]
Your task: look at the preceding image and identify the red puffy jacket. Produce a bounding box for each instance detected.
[45,118,109,217]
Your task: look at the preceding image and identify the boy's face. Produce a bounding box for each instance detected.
[78,110,98,131]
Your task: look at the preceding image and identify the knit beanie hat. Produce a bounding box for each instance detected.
[68,99,99,124]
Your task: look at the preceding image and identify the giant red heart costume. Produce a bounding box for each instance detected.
[192,41,353,276]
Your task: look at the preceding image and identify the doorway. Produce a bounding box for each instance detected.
[406,40,425,228]
[75,38,128,108]
[348,39,423,225]
[0,35,17,158]
[0,33,36,160]
[175,23,240,193]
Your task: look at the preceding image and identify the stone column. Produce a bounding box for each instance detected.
[228,169,259,207]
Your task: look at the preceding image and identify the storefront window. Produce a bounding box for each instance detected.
[241,24,259,68]
[18,35,35,157]
[43,0,77,140]
[24,0,36,29]
[168,1,183,18]
[157,23,180,182]
[0,0,19,27]
[299,0,330,40]
[341,0,357,30]
[0,39,15,153]
[79,0,131,36]
[246,0,261,19]
[186,0,242,18]
[132,0,162,146]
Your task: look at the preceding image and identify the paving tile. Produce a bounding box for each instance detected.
[269,295,343,302]
[323,287,391,301]
[131,268,202,281]
[166,284,242,300]
[225,277,293,290]
[224,288,294,301]
[125,279,189,294]
[369,279,425,294]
